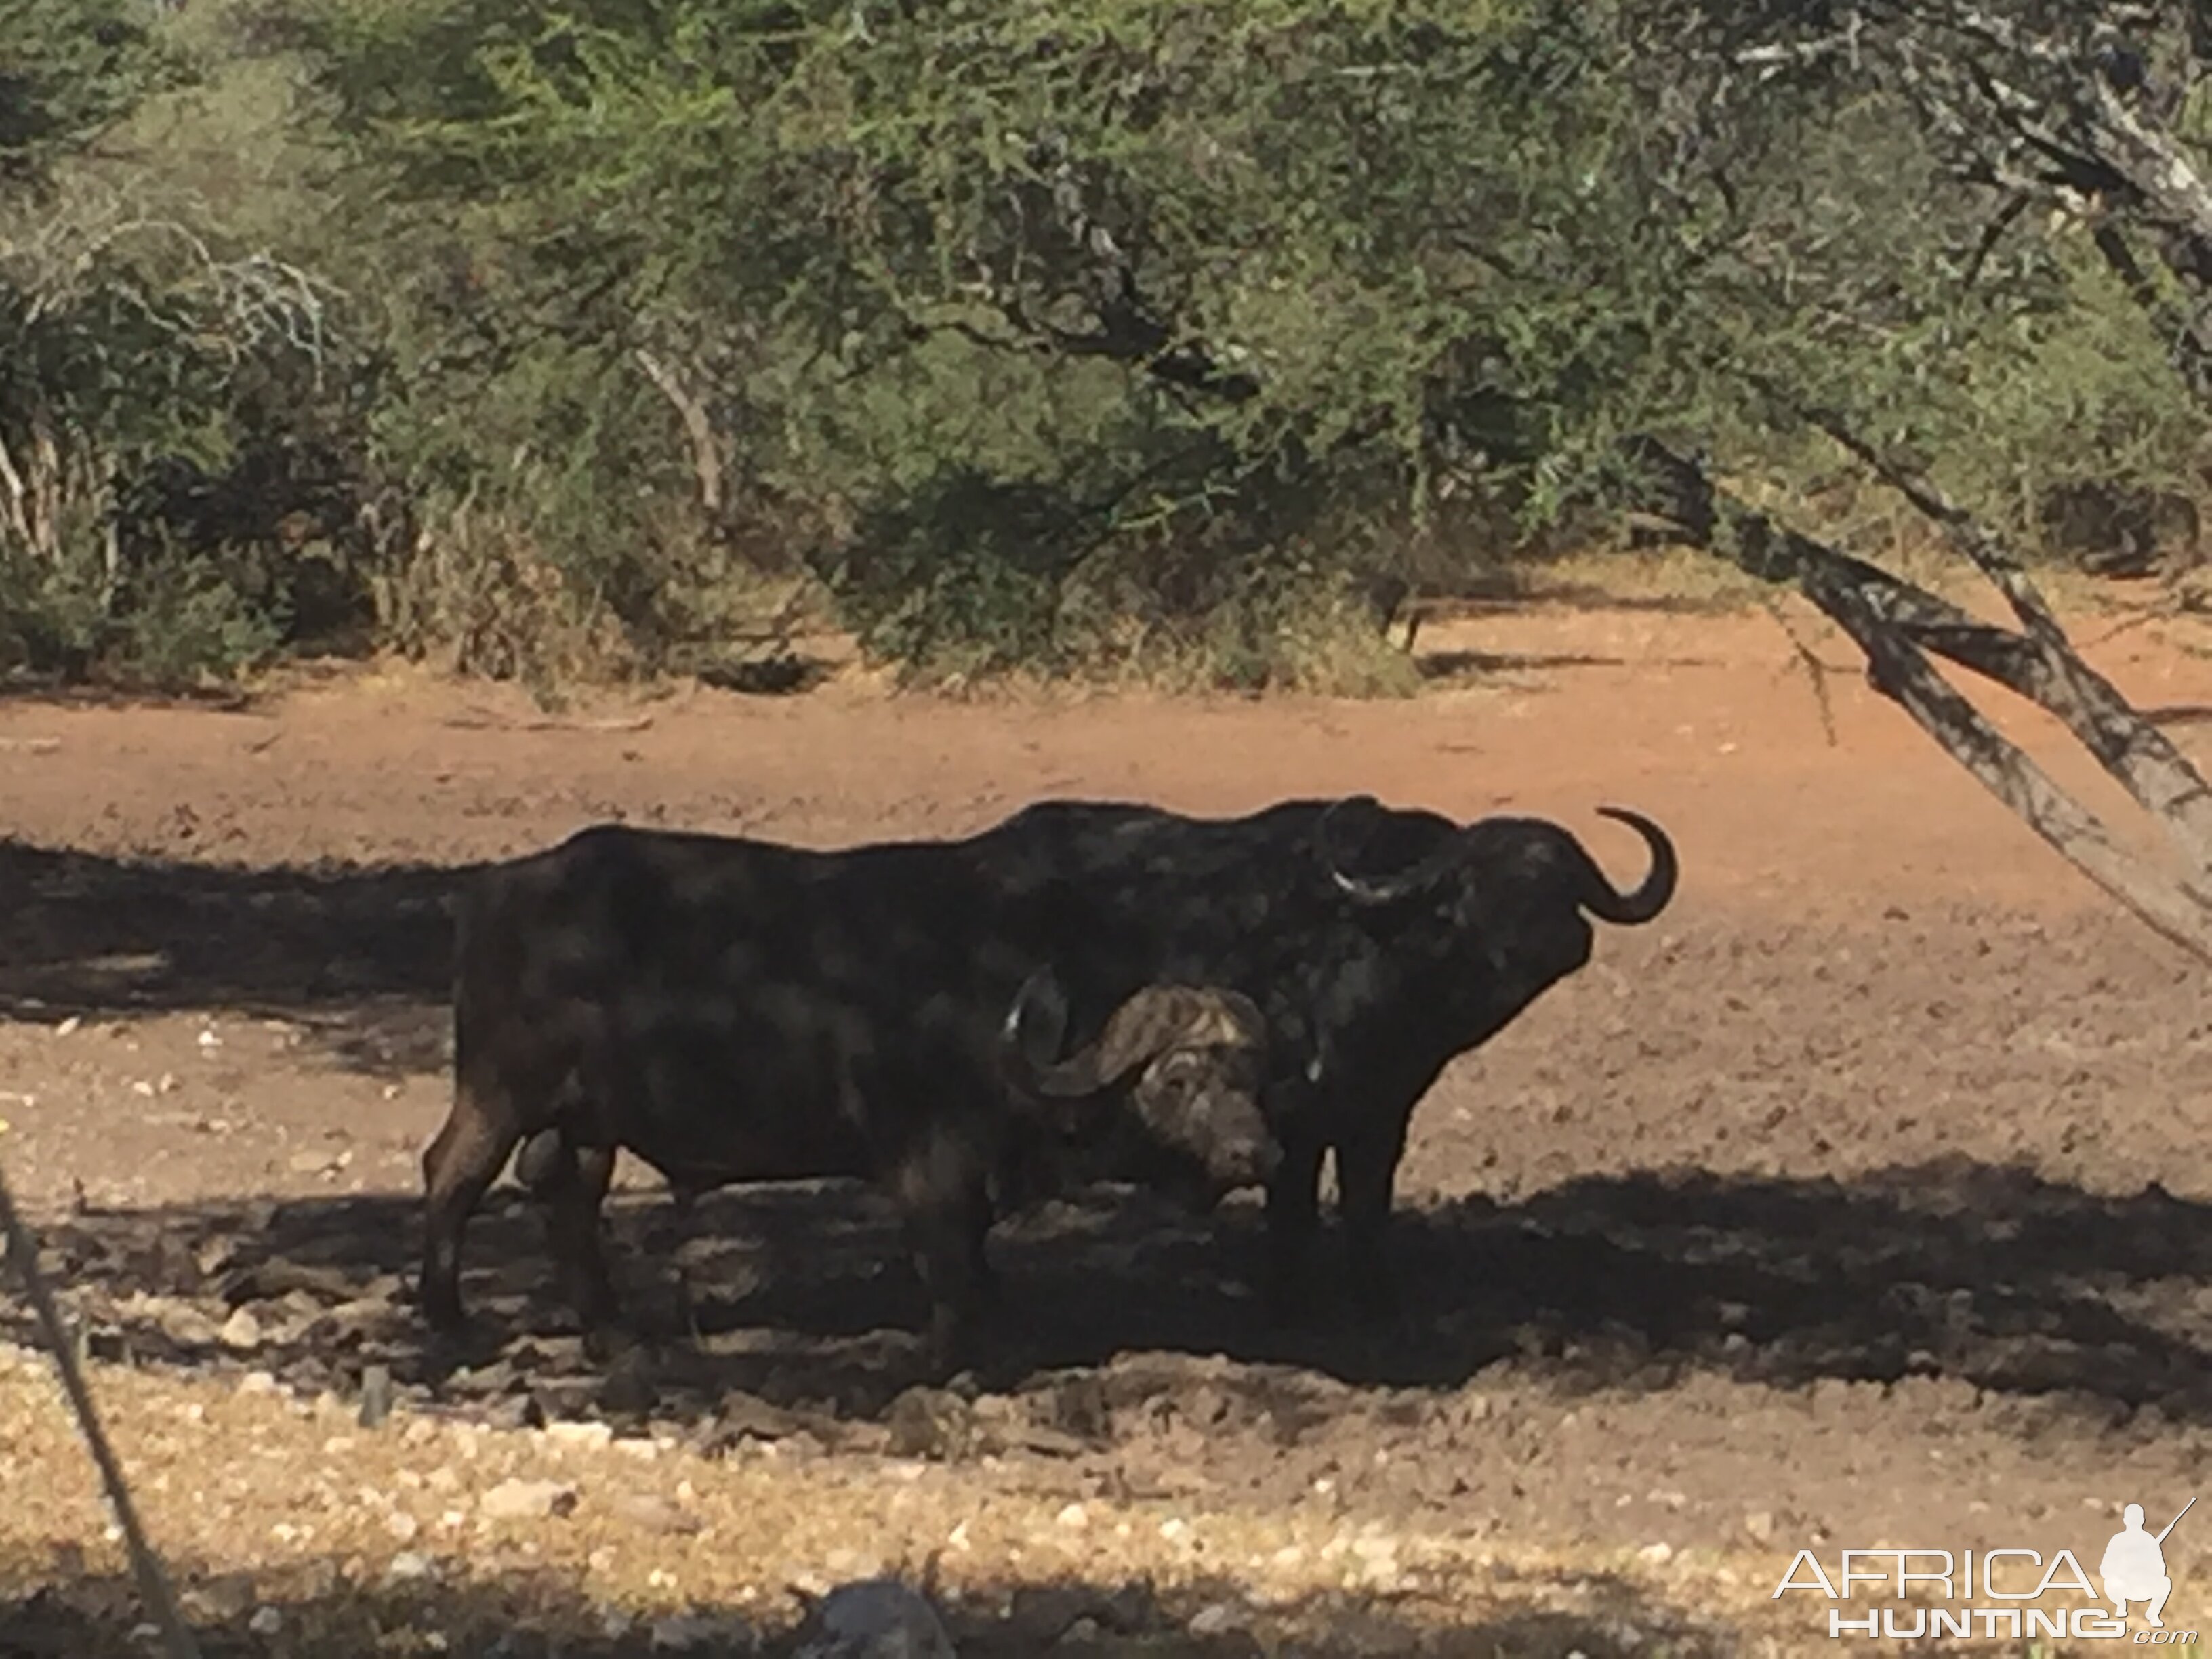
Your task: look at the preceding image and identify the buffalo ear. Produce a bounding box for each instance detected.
[1009,985,1222,1103]
[1080,988,1203,1086]
[1216,990,1268,1050]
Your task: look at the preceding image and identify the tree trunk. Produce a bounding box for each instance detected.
[1622,432,2212,962]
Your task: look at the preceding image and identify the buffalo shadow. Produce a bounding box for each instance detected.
[5,1156,2211,1442]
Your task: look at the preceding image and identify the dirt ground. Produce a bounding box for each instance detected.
[7,588,2212,1655]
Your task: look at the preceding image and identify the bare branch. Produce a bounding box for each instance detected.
[1961,190,2032,286]
[0,429,35,555]
[1621,434,2212,957]
[1,1162,202,1659]
[1771,395,2212,863]
[634,348,725,516]
[1816,569,2212,958]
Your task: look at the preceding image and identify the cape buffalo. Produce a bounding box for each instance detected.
[420,823,1281,1370]
[968,794,1679,1321]
[993,973,1277,1213]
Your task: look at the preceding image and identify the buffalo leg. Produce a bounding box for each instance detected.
[1334,1116,1411,1325]
[537,1137,620,1334]
[419,1082,525,1331]
[1262,1134,1327,1324]
[899,1174,998,1377]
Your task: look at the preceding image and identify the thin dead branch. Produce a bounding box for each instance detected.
[634,348,725,516]
[441,711,657,734]
[1757,592,1840,747]
[0,1161,202,1659]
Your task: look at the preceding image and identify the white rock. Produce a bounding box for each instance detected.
[247,1607,282,1637]
[1054,1503,1088,1530]
[1188,1601,1243,1636]
[384,1553,432,1582]
[1638,1542,1674,1567]
[218,1308,262,1350]
[543,1420,614,1452]
[478,1478,574,1521]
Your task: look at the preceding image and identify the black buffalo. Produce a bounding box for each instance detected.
[967,794,1678,1321]
[992,973,1276,1213]
[419,823,1281,1370]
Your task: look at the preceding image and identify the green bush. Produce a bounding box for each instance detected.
[8,0,2212,695]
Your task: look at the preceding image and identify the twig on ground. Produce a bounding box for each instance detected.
[441,712,656,734]
[2076,605,2174,651]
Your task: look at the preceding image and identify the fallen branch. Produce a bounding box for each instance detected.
[1623,434,2212,961]
[1755,398,2212,867]
[0,1160,201,1659]
[441,712,656,734]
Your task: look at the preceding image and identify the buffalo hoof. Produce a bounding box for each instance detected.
[417,1279,465,1335]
